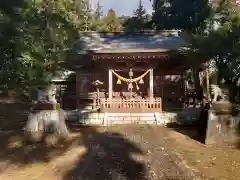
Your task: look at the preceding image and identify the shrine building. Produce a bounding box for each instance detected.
[67,30,201,114]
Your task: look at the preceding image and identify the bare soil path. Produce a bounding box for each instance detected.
[0,124,196,180]
[0,120,240,180]
[63,125,195,180]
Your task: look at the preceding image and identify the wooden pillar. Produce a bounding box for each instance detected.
[108,69,113,99]
[149,69,154,99]
[76,73,79,108]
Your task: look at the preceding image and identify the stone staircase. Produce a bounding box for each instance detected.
[65,111,179,126]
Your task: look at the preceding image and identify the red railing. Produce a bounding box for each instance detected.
[100,98,162,113]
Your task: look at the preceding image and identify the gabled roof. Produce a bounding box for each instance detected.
[75,31,187,54]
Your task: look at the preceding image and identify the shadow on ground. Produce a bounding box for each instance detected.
[0,102,147,179]
[0,125,147,180]
[166,106,209,144]
[166,122,205,144]
[0,102,31,130]
[0,101,80,170]
[166,104,240,149]
[62,125,147,180]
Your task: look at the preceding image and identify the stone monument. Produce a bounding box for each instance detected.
[205,99,240,147]
[24,101,70,145]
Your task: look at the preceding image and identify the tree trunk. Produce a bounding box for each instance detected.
[205,62,211,102]
[193,68,200,94]
[193,68,203,104]
[226,81,238,103]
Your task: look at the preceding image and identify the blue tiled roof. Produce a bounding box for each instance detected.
[75,31,187,53]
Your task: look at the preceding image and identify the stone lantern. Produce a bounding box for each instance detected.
[92,80,103,106]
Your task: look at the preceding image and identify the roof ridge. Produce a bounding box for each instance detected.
[79,30,182,37]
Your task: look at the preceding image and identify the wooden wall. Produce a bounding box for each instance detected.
[154,73,185,111]
[76,70,184,110]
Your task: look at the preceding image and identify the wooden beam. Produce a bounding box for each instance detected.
[149,69,154,99]
[113,67,151,72]
[108,69,113,99]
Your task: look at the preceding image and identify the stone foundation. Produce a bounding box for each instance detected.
[65,111,179,126]
[205,109,240,147]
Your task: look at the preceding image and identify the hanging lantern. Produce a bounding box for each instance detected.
[116,78,122,84]
[139,78,144,84]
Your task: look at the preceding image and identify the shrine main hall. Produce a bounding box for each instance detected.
[67,31,198,113]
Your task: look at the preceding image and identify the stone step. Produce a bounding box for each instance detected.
[109,120,156,125]
[65,111,180,126]
[82,106,93,110]
[106,113,156,116]
[107,117,156,121]
[78,119,104,125]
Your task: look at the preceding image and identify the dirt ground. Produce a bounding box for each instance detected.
[158,125,240,180]
[0,122,240,180]
[0,101,240,180]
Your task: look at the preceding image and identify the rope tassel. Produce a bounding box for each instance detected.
[116,78,121,84]
[139,78,144,84]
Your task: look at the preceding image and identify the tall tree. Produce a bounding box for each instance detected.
[152,0,211,32]
[133,0,147,30]
[0,0,88,95]
[118,15,131,24]
[0,0,95,143]
[90,0,104,31]
[123,0,150,32]
[94,0,103,20]
[101,9,121,32]
[81,0,94,31]
[185,0,240,102]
